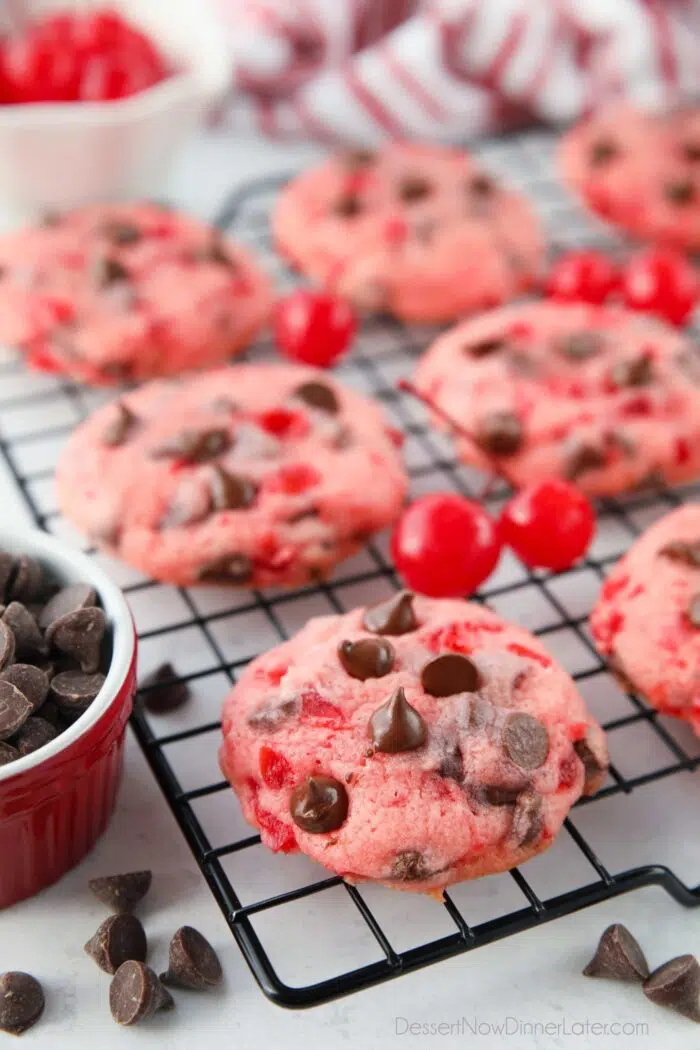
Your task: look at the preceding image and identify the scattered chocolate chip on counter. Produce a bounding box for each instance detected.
[583,923,649,982]
[0,972,45,1035]
[138,662,192,714]
[88,870,153,914]
[643,955,700,1022]
[0,549,110,767]
[85,915,148,975]
[160,927,223,991]
[109,961,174,1026]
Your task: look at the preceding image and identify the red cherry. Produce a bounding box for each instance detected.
[259,745,294,790]
[391,493,502,598]
[500,479,595,572]
[273,290,356,367]
[621,248,697,327]
[545,251,618,305]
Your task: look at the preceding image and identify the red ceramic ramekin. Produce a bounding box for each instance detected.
[0,528,137,909]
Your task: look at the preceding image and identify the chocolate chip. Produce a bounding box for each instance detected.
[643,955,700,1021]
[0,552,15,601]
[14,716,59,756]
[421,653,481,697]
[247,698,297,731]
[210,396,237,414]
[565,440,606,480]
[9,555,44,602]
[465,337,506,358]
[508,350,539,376]
[502,712,549,770]
[102,402,139,447]
[0,681,32,740]
[584,923,649,982]
[89,870,153,913]
[210,467,257,511]
[438,742,464,781]
[42,210,62,226]
[609,355,653,388]
[480,784,523,806]
[476,411,523,456]
[85,914,148,975]
[293,380,339,414]
[3,602,46,658]
[338,638,394,681]
[470,173,495,196]
[46,606,106,673]
[94,256,130,287]
[50,670,105,719]
[344,149,376,168]
[684,142,700,162]
[290,775,349,833]
[37,698,60,727]
[197,237,236,268]
[659,539,700,566]
[138,663,191,714]
[197,553,253,585]
[160,927,223,990]
[511,788,543,845]
[687,594,700,628]
[590,138,617,166]
[334,195,362,218]
[557,331,602,361]
[390,850,430,881]
[368,686,427,753]
[399,174,432,202]
[0,620,15,672]
[0,972,45,1035]
[151,428,231,464]
[109,961,174,1026]
[38,583,97,630]
[574,729,608,794]
[665,179,695,205]
[103,221,142,245]
[363,591,417,635]
[413,218,438,243]
[0,741,19,766]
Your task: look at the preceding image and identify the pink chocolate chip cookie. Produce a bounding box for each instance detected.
[414,299,700,497]
[0,202,272,386]
[220,592,608,895]
[559,103,700,250]
[591,504,700,735]
[56,364,407,588]
[273,143,543,323]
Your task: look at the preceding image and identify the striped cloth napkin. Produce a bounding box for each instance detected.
[213,0,700,143]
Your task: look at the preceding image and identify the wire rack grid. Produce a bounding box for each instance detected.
[3,130,700,1010]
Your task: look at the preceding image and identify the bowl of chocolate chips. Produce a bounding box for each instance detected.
[0,528,136,909]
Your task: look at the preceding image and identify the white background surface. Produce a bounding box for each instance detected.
[3,129,700,1050]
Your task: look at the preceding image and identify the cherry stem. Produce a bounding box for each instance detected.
[397,378,516,496]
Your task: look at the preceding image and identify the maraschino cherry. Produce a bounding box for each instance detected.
[274,290,357,367]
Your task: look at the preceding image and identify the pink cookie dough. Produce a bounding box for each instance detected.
[414,299,700,497]
[56,364,407,588]
[220,592,608,895]
[559,103,700,249]
[0,202,272,386]
[591,504,700,735]
[273,143,543,323]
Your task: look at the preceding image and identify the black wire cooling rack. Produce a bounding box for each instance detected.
[3,129,700,1009]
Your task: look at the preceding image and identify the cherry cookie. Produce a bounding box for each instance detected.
[273,143,543,323]
[56,364,407,589]
[220,593,608,894]
[0,202,271,386]
[591,504,700,735]
[559,103,700,250]
[414,299,700,497]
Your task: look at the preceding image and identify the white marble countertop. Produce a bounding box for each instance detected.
[3,130,700,1050]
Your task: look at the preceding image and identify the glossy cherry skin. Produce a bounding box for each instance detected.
[273,290,357,367]
[500,480,596,572]
[620,248,697,327]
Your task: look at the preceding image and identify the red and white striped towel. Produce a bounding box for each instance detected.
[214,0,700,143]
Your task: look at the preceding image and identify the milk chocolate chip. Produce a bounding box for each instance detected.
[160,927,223,991]
[85,915,148,975]
[421,653,481,697]
[290,775,348,833]
[476,411,523,456]
[151,428,231,463]
[659,539,700,567]
[584,923,649,982]
[643,955,700,1021]
[209,467,256,511]
[109,962,173,1026]
[294,380,339,414]
[338,638,395,681]
[102,402,138,447]
[0,972,45,1035]
[511,788,543,845]
[390,850,431,881]
[368,687,427,753]
[363,591,417,635]
[502,713,549,770]
[89,870,153,914]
